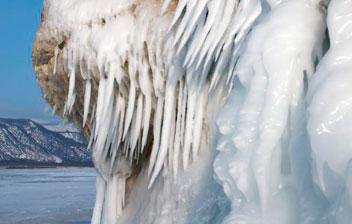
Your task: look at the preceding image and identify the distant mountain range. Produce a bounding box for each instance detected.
[0,118,92,168]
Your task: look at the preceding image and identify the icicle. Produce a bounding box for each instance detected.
[122,178,126,208]
[183,89,197,170]
[91,173,106,224]
[180,81,188,150]
[148,97,164,177]
[168,100,176,174]
[118,96,126,145]
[64,61,76,116]
[192,85,208,161]
[173,80,184,179]
[95,78,107,139]
[128,111,137,162]
[141,94,151,150]
[131,94,143,150]
[83,80,91,127]
[123,81,136,139]
[103,175,119,224]
[88,120,95,150]
[102,65,116,122]
[63,42,78,117]
[139,62,153,149]
[149,84,176,187]
[53,45,59,75]
[109,100,123,176]
[117,177,124,215]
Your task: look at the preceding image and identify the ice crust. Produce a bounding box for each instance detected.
[37,0,352,223]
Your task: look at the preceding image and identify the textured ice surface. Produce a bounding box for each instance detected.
[215,0,352,223]
[307,0,352,222]
[0,168,96,224]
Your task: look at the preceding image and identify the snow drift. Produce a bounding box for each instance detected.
[31,0,352,223]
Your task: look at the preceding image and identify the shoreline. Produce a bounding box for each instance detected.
[0,162,94,170]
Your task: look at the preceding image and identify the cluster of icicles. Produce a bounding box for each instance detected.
[40,0,261,222]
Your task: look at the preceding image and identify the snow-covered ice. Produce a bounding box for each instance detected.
[0,168,96,224]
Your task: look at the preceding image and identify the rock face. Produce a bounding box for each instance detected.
[0,118,91,166]
[32,31,92,139]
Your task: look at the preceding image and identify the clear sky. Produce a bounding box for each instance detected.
[0,0,60,122]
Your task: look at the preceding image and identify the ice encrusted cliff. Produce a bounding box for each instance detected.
[31,0,352,223]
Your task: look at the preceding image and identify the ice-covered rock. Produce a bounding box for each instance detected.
[31,0,352,223]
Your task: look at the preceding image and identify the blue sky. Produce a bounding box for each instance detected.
[0,0,60,122]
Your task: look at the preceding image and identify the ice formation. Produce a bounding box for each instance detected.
[215,0,328,223]
[215,0,352,223]
[33,0,352,223]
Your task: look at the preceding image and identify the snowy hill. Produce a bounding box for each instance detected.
[0,118,92,167]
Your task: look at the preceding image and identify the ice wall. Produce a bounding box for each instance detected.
[307,0,352,222]
[215,0,352,223]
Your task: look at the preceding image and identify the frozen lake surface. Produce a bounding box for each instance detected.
[0,167,96,224]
